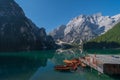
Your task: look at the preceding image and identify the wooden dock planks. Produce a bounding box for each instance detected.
[80,54,120,75]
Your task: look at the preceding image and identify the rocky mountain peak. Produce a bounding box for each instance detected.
[92,13,102,17]
[0,0,56,51]
[0,0,25,17]
[50,13,120,43]
[49,25,66,40]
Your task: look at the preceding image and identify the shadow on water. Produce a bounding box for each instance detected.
[109,75,120,80]
[0,50,55,80]
[86,49,120,54]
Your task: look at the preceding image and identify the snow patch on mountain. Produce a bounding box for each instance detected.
[50,13,120,43]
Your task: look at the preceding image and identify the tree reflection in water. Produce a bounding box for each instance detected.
[0,50,55,80]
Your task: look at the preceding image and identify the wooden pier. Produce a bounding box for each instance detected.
[54,54,120,75]
[80,57,103,73]
[80,54,120,75]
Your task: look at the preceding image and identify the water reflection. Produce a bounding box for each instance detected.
[0,49,118,80]
[86,49,120,54]
[0,50,55,80]
[30,49,114,80]
[52,48,84,65]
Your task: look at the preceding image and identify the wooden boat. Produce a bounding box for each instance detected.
[54,64,78,71]
[63,59,81,66]
[54,58,83,72]
[81,63,86,68]
[54,65,71,71]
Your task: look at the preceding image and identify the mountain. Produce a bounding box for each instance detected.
[49,25,66,40]
[0,0,56,52]
[84,22,120,49]
[50,13,120,44]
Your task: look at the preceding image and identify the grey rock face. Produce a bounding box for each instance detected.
[63,21,98,43]
[50,13,120,43]
[0,0,25,17]
[49,25,66,40]
[0,0,56,51]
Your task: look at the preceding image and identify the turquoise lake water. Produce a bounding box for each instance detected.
[0,49,120,80]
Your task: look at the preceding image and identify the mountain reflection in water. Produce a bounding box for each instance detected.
[0,49,118,80]
[52,48,84,65]
[0,50,55,80]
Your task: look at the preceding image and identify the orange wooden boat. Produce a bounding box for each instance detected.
[63,59,81,66]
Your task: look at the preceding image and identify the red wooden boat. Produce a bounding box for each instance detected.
[54,64,78,71]
[54,65,71,71]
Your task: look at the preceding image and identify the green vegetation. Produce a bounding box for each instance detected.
[84,22,120,49]
[92,22,120,43]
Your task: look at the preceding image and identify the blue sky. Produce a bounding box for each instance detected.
[15,0,120,32]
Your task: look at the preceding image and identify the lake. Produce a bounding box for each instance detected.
[0,49,120,80]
